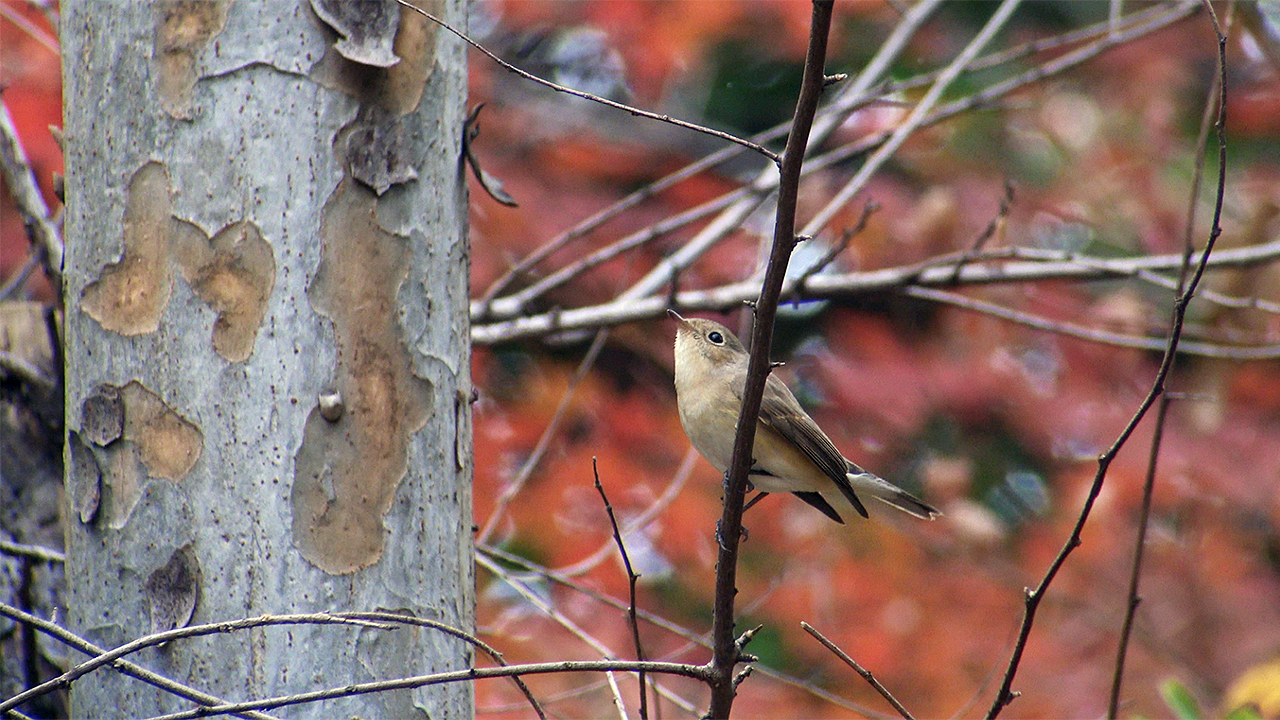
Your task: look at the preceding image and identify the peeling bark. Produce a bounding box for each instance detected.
[153,0,232,119]
[292,179,433,574]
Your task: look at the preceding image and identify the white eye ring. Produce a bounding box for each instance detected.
[708,331,724,344]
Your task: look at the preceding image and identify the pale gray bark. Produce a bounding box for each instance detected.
[61,1,472,717]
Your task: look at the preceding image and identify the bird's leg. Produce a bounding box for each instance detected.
[743,491,771,514]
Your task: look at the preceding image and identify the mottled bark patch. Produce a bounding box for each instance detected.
[339,104,420,195]
[81,163,275,361]
[153,0,231,119]
[122,381,203,481]
[173,220,275,362]
[67,432,103,524]
[292,179,432,574]
[308,0,441,116]
[79,381,204,528]
[80,163,199,335]
[145,544,202,636]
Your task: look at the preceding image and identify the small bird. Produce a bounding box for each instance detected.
[669,310,939,524]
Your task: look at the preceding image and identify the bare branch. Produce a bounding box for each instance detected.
[0,612,504,716]
[0,95,62,289]
[475,544,890,717]
[393,0,778,164]
[477,328,609,543]
[476,552,632,714]
[985,1,1231,714]
[791,201,879,298]
[474,0,1192,320]
[594,459,649,720]
[471,238,1280,344]
[707,3,837,717]
[800,622,915,720]
[142,659,709,720]
[799,0,1026,239]
[0,602,279,720]
[903,286,1280,360]
[556,449,697,578]
[0,540,64,564]
[1109,3,1233,717]
[462,104,518,207]
[0,251,43,301]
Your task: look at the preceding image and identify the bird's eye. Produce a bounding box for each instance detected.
[708,331,724,344]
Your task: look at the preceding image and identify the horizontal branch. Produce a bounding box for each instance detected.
[470,237,1280,343]
[0,611,495,715]
[905,286,1280,360]
[0,539,64,564]
[0,602,278,720]
[144,659,710,720]
[471,0,1199,327]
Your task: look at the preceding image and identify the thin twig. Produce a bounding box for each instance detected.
[482,186,762,321]
[594,458,649,720]
[800,622,915,720]
[142,660,710,720]
[0,3,58,54]
[985,1,1230,714]
[476,553,631,716]
[1108,3,1232,717]
[942,182,1014,285]
[393,0,777,164]
[707,3,836,717]
[0,602,279,720]
[475,544,889,717]
[477,674,701,719]
[555,448,696,578]
[0,540,64,564]
[0,96,62,289]
[792,201,880,298]
[903,285,1280,360]
[476,328,609,543]
[474,0,1190,319]
[0,612,501,715]
[0,251,42,300]
[344,612,546,720]
[470,236,1280,344]
[799,0,1026,240]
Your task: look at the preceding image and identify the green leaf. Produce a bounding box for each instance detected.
[1159,678,1201,720]
[1224,704,1264,720]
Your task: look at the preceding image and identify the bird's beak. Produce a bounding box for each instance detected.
[667,309,691,332]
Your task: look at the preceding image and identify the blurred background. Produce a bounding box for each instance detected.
[7,1,1280,718]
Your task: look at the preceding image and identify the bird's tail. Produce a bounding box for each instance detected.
[847,466,941,520]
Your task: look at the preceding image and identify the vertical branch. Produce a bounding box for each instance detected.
[594,459,650,720]
[985,2,1230,717]
[1108,2,1230,717]
[704,2,835,718]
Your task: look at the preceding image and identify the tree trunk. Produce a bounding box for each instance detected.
[60,0,472,716]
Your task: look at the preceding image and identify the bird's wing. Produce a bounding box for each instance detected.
[791,491,845,524]
[756,375,870,519]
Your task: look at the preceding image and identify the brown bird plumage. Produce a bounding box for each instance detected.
[669,310,939,523]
